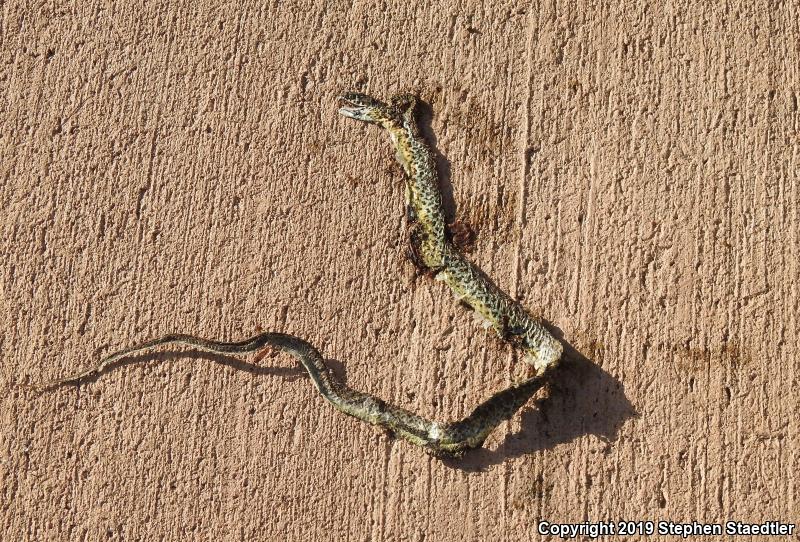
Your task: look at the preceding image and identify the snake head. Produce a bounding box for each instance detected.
[338,93,396,124]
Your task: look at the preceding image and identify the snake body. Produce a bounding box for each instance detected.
[338,93,562,374]
[36,92,562,458]
[39,333,545,457]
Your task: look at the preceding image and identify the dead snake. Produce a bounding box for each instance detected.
[35,92,562,458]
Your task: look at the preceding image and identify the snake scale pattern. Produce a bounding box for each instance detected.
[37,92,562,458]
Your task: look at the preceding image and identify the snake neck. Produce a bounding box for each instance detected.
[384,120,449,270]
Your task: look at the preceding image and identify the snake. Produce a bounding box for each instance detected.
[33,92,562,458]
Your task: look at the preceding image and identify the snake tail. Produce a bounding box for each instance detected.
[37,332,545,457]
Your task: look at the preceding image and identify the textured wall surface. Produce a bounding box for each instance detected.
[2,1,798,540]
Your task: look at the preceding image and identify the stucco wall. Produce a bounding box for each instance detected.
[2,1,798,540]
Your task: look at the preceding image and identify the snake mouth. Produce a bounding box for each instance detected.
[337,93,386,122]
[337,103,366,120]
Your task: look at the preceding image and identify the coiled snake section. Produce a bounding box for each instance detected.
[33,92,562,458]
